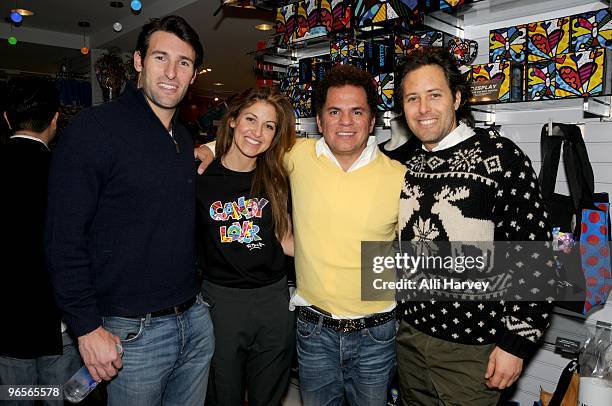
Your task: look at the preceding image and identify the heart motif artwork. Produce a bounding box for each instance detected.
[527,17,570,62]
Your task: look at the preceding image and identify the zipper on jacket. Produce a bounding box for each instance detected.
[172,137,180,154]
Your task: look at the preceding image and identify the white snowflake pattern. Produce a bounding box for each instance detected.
[413,217,440,241]
[406,155,426,173]
[449,148,482,172]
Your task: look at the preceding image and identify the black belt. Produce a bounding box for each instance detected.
[297,306,395,334]
[127,297,197,319]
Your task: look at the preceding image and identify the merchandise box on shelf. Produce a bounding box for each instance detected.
[468,61,524,103]
[527,16,571,62]
[374,72,394,111]
[424,0,466,12]
[299,56,331,84]
[526,48,612,101]
[331,0,352,32]
[353,0,423,30]
[330,34,366,64]
[394,30,446,62]
[571,8,612,52]
[490,25,527,63]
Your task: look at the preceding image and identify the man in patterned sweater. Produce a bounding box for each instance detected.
[395,47,553,405]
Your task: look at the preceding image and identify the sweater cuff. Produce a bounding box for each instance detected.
[65,309,102,338]
[496,333,539,360]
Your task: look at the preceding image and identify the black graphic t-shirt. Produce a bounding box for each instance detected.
[196,159,287,288]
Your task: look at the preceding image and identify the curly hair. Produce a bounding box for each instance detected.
[397,47,474,127]
[314,64,378,116]
[215,87,296,240]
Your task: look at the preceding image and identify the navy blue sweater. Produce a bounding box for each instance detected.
[46,83,198,337]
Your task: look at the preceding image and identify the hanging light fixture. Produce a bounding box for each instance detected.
[130,0,142,12]
[110,1,124,32]
[10,10,22,23]
[78,21,90,55]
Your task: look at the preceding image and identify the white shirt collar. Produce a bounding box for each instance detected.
[315,136,378,172]
[10,134,49,150]
[422,122,475,152]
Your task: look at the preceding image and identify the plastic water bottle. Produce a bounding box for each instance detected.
[64,343,123,403]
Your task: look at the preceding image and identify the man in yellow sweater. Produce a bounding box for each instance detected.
[196,65,405,405]
[287,65,405,406]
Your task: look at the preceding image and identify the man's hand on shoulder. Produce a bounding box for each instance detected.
[195,144,214,175]
[484,346,523,389]
[78,326,123,381]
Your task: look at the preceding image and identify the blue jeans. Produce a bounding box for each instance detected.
[296,313,396,406]
[102,294,214,406]
[0,332,82,406]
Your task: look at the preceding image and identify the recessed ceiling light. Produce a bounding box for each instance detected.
[212,82,224,86]
[255,23,273,31]
[11,8,34,16]
[214,97,219,101]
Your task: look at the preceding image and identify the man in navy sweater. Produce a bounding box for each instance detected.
[46,16,214,405]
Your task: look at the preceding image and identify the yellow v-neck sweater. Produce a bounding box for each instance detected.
[287,139,406,316]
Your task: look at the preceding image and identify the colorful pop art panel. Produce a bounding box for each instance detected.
[448,37,478,66]
[375,73,394,111]
[489,25,527,63]
[527,17,570,62]
[331,0,352,32]
[470,62,511,102]
[526,60,557,100]
[354,0,421,28]
[571,8,612,52]
[527,49,607,99]
[554,49,606,97]
[394,31,444,57]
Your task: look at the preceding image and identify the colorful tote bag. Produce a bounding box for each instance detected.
[538,123,612,314]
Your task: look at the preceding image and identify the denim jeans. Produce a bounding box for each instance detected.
[296,312,396,406]
[0,331,82,406]
[102,294,214,406]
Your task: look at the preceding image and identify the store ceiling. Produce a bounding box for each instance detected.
[0,0,277,97]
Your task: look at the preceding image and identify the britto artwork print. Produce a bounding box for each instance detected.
[527,17,570,62]
[526,60,557,100]
[295,1,310,40]
[331,0,352,32]
[394,31,444,59]
[354,0,421,28]
[489,25,527,63]
[470,62,511,102]
[319,0,334,31]
[330,35,352,64]
[447,37,478,66]
[286,83,313,118]
[553,49,606,98]
[571,8,612,52]
[275,3,296,44]
[424,0,465,11]
[375,73,394,111]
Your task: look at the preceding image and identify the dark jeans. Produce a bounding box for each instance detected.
[202,277,295,406]
[296,311,396,406]
[0,332,81,406]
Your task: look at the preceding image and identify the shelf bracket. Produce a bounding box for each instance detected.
[583,95,612,120]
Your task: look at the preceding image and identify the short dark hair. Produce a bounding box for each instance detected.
[314,64,378,116]
[4,78,59,133]
[135,15,203,69]
[397,47,474,127]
